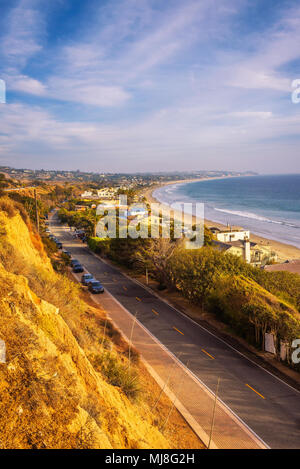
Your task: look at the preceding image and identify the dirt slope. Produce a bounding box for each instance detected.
[0,203,173,449]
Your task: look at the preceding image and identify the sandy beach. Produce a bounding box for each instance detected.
[145,179,300,262]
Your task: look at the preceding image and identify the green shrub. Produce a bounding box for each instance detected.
[88,237,111,255]
[94,352,141,401]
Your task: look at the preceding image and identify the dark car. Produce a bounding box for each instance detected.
[76,229,85,238]
[88,280,104,294]
[56,242,63,249]
[70,259,80,267]
[81,273,94,285]
[73,263,84,273]
[62,250,71,258]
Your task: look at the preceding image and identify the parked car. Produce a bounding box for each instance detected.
[73,263,84,273]
[56,242,63,249]
[88,280,104,294]
[70,259,80,267]
[76,229,86,240]
[62,250,71,258]
[81,273,94,285]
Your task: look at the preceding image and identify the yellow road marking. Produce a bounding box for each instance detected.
[136,296,141,302]
[173,326,184,335]
[245,384,265,400]
[152,309,159,316]
[201,349,215,360]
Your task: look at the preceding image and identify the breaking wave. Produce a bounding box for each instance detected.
[214,208,298,228]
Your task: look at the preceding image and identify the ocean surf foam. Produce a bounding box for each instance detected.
[214,208,297,228]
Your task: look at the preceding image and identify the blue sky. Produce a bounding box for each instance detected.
[0,0,300,173]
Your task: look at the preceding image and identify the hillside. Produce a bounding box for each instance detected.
[168,247,300,367]
[0,199,201,449]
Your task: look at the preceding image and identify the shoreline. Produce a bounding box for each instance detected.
[145,178,300,262]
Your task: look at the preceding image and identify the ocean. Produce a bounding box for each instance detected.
[153,174,300,249]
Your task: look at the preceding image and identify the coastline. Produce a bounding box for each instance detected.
[145,179,300,262]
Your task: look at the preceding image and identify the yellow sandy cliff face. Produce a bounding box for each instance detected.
[0,206,170,449]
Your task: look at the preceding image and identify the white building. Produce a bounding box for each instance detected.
[81,191,93,198]
[210,227,250,244]
[97,188,117,198]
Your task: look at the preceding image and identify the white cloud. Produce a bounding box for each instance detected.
[0,100,299,166]
[46,77,130,107]
[225,6,300,93]
[228,68,291,92]
[1,0,45,66]
[228,111,273,119]
[8,74,47,96]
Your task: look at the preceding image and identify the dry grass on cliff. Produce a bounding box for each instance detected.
[0,204,203,449]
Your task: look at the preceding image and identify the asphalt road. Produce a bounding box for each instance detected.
[51,214,300,449]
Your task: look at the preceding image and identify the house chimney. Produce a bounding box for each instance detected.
[244,236,251,263]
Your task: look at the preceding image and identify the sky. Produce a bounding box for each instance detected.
[0,0,300,173]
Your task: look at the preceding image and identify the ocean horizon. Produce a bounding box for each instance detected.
[153,174,300,249]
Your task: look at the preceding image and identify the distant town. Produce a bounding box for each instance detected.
[0,165,257,187]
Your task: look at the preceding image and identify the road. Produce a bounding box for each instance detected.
[51,214,300,449]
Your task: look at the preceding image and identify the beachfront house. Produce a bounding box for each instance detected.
[210,226,250,243]
[213,237,277,267]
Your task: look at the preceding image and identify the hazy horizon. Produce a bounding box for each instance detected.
[3,164,300,177]
[1,0,300,173]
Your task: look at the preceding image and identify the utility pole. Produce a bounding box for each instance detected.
[34,189,39,233]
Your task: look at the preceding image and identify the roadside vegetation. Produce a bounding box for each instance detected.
[73,211,300,371]
[58,206,100,237]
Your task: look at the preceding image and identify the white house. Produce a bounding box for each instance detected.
[81,191,93,198]
[97,188,117,198]
[210,227,250,243]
